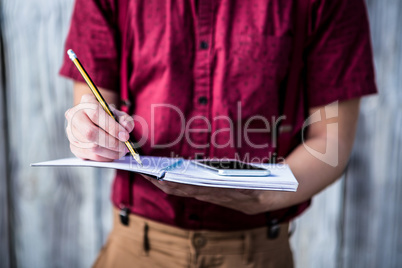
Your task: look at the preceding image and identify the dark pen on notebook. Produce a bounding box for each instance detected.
[67,49,143,167]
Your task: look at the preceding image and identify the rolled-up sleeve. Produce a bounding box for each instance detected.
[306,0,377,107]
[59,0,119,91]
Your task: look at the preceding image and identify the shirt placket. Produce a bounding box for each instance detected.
[181,0,215,229]
[190,0,214,158]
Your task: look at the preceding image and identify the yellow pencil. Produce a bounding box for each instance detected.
[67,49,143,167]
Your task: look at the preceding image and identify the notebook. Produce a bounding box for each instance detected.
[31,156,298,191]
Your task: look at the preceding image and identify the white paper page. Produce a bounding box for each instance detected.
[32,156,298,191]
[163,161,298,190]
[167,165,296,183]
[32,156,179,178]
[164,176,296,191]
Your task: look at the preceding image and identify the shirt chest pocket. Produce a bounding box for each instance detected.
[224,35,293,119]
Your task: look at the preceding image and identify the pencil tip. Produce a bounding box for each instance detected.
[134,155,143,167]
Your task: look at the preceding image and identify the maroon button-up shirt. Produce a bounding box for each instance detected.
[60,0,377,230]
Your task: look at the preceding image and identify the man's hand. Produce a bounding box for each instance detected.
[141,175,280,215]
[65,93,134,162]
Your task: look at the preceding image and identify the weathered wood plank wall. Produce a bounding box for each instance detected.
[0,0,400,267]
[291,0,402,267]
[1,0,114,267]
[341,0,402,267]
[0,9,11,267]
[290,180,343,268]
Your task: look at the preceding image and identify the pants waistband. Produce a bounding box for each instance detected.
[112,208,290,255]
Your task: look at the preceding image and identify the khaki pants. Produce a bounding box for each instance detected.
[93,209,294,268]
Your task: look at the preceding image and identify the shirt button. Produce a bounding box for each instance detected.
[200,41,209,50]
[198,96,208,105]
[192,234,207,248]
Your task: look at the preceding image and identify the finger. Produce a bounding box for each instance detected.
[162,182,216,196]
[119,113,135,133]
[235,189,257,196]
[88,144,127,160]
[72,123,128,153]
[66,115,95,150]
[69,135,127,161]
[148,179,190,197]
[111,107,135,133]
[70,95,131,141]
[195,193,232,203]
[66,96,128,162]
[69,109,127,152]
[70,143,116,162]
[74,97,130,142]
[85,105,130,142]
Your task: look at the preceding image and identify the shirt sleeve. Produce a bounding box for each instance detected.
[59,0,119,91]
[306,0,377,107]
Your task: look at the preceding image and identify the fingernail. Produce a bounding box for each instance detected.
[118,132,129,141]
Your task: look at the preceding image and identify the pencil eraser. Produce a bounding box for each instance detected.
[67,49,77,61]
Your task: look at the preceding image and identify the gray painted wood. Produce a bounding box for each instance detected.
[289,0,402,267]
[342,109,402,268]
[290,179,344,268]
[0,9,11,267]
[341,0,402,267]
[2,0,115,267]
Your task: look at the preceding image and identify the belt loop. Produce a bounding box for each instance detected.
[267,219,281,240]
[119,206,130,226]
[243,232,252,265]
[143,223,150,255]
[119,172,135,226]
[266,213,281,240]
